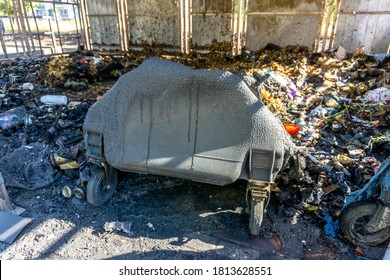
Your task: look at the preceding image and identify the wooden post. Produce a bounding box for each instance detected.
[179,0,191,54]
[322,0,335,52]
[328,0,341,50]
[232,0,247,56]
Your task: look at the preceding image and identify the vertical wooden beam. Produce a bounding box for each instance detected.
[123,0,129,51]
[115,0,123,50]
[80,0,92,50]
[179,0,191,54]
[328,0,342,50]
[232,0,247,56]
[315,0,327,52]
[116,0,128,52]
[322,0,335,51]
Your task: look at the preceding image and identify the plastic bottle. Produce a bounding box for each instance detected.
[40,95,68,105]
[0,107,27,130]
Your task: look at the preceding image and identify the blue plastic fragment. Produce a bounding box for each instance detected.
[323,213,339,238]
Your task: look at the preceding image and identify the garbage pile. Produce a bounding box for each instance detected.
[0,46,389,246]
[0,56,113,192]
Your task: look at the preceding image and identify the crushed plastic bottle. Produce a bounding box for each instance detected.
[40,95,68,105]
[0,107,27,130]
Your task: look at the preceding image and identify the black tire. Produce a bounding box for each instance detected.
[86,167,118,206]
[339,200,390,246]
[248,195,265,236]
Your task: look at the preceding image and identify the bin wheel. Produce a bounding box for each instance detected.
[339,200,390,246]
[248,192,267,236]
[86,166,118,206]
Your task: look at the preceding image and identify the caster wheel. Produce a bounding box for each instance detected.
[86,166,118,206]
[339,201,390,246]
[248,194,266,236]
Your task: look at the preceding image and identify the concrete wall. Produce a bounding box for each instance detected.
[127,0,179,46]
[245,0,323,51]
[86,0,120,47]
[84,0,390,54]
[334,0,390,53]
[192,0,233,47]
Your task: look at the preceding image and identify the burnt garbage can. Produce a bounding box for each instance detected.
[83,58,301,235]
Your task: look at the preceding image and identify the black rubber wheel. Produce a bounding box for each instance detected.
[248,195,265,236]
[339,200,390,246]
[86,167,118,206]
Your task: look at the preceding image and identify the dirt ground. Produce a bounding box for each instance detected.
[0,48,389,260]
[0,173,387,260]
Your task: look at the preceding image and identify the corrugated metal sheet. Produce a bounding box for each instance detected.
[334,0,390,53]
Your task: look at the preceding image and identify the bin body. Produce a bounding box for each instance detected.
[83,58,296,185]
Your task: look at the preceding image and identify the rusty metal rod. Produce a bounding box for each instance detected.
[246,11,322,15]
[2,0,19,55]
[339,11,390,15]
[127,13,177,17]
[88,14,117,17]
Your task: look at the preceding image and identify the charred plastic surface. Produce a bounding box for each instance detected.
[83,58,297,185]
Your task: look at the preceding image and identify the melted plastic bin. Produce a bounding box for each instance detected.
[83,58,301,235]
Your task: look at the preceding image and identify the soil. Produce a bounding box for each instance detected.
[0,173,386,260]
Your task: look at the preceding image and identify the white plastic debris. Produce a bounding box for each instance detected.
[146,222,155,230]
[364,87,390,102]
[104,221,133,235]
[40,95,68,105]
[22,83,34,91]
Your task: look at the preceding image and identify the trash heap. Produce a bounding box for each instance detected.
[0,46,389,243]
[238,46,390,224]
